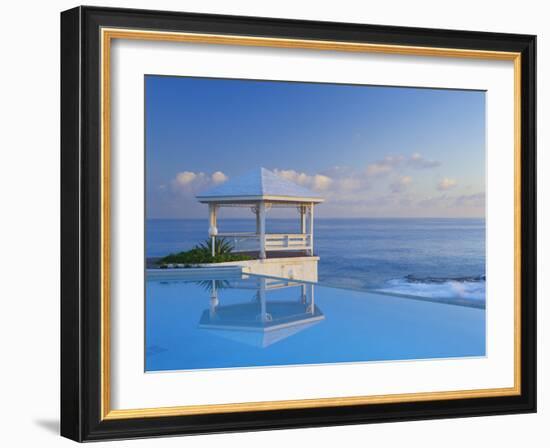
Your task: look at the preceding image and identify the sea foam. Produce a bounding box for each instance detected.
[379,275,486,302]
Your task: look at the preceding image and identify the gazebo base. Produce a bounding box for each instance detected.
[147,254,319,283]
[239,256,319,282]
[157,256,319,282]
[236,250,311,259]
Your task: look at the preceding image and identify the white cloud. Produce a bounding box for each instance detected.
[365,155,404,177]
[364,153,439,177]
[171,170,228,193]
[384,155,406,165]
[366,163,393,177]
[437,177,458,191]
[321,166,354,178]
[338,177,363,191]
[321,166,367,192]
[418,194,450,208]
[390,175,413,193]
[274,169,305,184]
[211,171,228,184]
[311,174,333,190]
[174,171,201,186]
[408,152,441,169]
[273,169,333,191]
[158,166,483,218]
[274,153,438,197]
[418,191,485,210]
[454,192,485,207]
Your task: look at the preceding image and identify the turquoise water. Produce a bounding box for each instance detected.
[146,218,485,304]
[146,273,485,372]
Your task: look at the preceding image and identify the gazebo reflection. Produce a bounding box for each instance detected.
[198,276,324,348]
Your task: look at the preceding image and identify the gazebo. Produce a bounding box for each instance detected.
[196,168,324,259]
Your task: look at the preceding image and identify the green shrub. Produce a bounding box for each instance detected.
[158,238,252,266]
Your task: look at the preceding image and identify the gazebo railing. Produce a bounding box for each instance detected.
[265,234,310,251]
[218,232,311,253]
[217,232,259,253]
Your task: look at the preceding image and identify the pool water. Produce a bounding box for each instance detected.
[146,273,485,372]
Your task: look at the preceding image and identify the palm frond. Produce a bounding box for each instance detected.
[194,237,234,256]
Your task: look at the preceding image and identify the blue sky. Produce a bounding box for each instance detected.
[146,75,485,219]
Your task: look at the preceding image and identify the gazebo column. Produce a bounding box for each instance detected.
[258,201,266,260]
[255,205,261,234]
[307,283,315,314]
[300,205,306,234]
[259,277,267,322]
[209,280,219,318]
[208,204,218,257]
[308,203,314,256]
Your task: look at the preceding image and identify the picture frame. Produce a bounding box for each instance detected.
[60,5,536,442]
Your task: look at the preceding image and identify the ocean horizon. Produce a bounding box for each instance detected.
[146,217,486,303]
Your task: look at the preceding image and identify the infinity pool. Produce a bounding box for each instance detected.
[145,272,485,371]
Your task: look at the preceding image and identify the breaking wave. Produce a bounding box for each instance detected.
[378,274,486,302]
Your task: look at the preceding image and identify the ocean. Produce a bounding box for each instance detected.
[146,218,486,303]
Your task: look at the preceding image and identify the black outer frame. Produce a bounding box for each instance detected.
[60,5,537,442]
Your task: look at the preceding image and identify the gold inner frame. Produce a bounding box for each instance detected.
[100,27,522,420]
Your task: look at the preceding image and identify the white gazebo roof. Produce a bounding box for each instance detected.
[196,167,324,204]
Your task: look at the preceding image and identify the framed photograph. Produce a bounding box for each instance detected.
[60,6,536,442]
